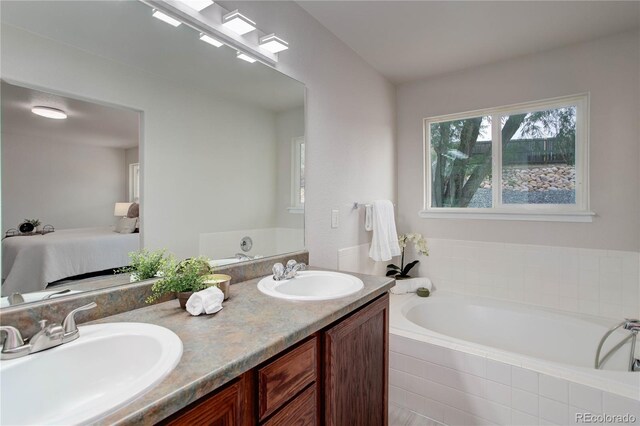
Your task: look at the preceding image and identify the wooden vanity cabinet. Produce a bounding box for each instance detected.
[161,294,388,426]
[323,294,389,426]
[163,372,254,426]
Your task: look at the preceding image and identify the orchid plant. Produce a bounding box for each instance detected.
[386,233,429,279]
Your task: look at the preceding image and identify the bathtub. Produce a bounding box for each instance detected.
[389,292,640,425]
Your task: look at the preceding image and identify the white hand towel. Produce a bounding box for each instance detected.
[364,204,373,231]
[368,200,401,262]
[186,286,224,316]
[389,277,433,295]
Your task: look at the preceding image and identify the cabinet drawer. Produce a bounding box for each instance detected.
[258,336,318,420]
[263,384,317,426]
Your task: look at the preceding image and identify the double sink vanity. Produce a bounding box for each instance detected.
[0,254,394,425]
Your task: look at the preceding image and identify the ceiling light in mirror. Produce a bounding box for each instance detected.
[236,51,257,63]
[152,10,182,27]
[175,0,214,12]
[199,33,223,47]
[222,10,256,35]
[31,106,67,120]
[259,34,289,53]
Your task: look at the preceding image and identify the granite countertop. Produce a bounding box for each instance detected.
[94,270,394,425]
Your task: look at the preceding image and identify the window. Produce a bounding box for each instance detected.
[422,94,592,222]
[288,136,305,214]
[129,163,140,202]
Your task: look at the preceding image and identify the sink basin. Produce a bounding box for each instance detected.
[257,271,364,301]
[0,322,182,425]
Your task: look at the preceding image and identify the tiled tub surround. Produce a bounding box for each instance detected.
[389,293,640,426]
[74,271,392,425]
[0,251,308,338]
[411,239,640,320]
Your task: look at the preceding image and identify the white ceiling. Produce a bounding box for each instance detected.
[1,0,304,112]
[2,81,140,149]
[299,1,640,83]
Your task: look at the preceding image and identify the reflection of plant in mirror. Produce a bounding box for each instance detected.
[386,233,429,279]
[118,249,167,282]
[146,256,213,303]
[25,219,41,227]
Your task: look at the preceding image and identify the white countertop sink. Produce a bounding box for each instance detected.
[257,270,364,301]
[0,322,182,425]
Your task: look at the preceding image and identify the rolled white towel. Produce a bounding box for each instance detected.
[389,277,433,295]
[186,286,225,316]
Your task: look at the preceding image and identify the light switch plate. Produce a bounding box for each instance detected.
[331,209,339,228]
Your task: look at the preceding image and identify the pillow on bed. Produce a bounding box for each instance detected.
[127,202,139,218]
[115,217,137,234]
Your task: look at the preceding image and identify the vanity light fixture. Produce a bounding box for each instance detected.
[259,34,288,53]
[175,0,214,12]
[199,33,223,47]
[222,10,256,35]
[236,51,257,63]
[152,9,182,27]
[31,106,67,120]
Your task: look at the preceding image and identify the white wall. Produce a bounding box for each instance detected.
[1,24,280,258]
[397,31,640,252]
[223,1,397,269]
[2,132,126,230]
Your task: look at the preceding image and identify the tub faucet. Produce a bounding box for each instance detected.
[0,302,97,360]
[272,260,306,281]
[623,319,640,332]
[595,318,640,372]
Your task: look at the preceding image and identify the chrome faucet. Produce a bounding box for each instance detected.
[624,319,640,332]
[0,302,97,360]
[272,260,306,281]
[595,318,640,372]
[235,253,252,261]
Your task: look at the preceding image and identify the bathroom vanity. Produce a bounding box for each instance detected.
[68,270,395,426]
[164,294,388,425]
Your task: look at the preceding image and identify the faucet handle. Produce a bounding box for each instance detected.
[62,302,97,335]
[272,263,285,279]
[286,259,298,269]
[0,326,25,350]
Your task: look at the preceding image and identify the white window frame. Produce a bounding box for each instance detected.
[421,94,594,222]
[287,136,305,214]
[129,162,140,203]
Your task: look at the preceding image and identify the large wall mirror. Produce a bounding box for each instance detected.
[1,0,305,307]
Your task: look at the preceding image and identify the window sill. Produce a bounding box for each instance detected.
[287,207,304,214]
[418,210,595,222]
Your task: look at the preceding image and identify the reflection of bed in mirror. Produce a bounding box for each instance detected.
[2,227,140,296]
[1,80,142,300]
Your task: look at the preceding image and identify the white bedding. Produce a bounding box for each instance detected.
[1,227,139,296]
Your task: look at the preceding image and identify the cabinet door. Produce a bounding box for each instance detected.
[165,372,254,426]
[323,294,389,426]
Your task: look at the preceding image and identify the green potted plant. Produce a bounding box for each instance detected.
[386,233,429,279]
[118,249,167,282]
[146,256,214,308]
[25,219,42,233]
